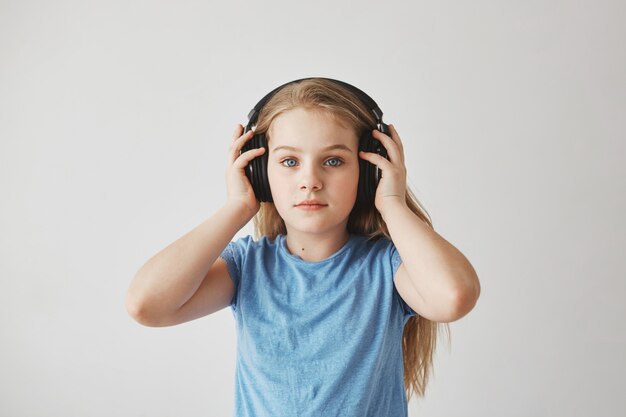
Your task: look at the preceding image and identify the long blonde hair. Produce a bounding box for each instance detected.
[249,78,450,401]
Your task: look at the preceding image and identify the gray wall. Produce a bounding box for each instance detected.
[1,0,624,415]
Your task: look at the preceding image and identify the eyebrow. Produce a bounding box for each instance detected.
[271,144,353,153]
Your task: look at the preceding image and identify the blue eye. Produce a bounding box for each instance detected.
[280,158,298,167]
[325,158,343,167]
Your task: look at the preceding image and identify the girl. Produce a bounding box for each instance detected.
[126,78,481,416]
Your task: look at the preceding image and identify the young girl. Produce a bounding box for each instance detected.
[126,78,481,416]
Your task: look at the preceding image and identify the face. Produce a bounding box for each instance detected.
[267,107,360,236]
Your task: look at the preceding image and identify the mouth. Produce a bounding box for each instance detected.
[295,203,328,210]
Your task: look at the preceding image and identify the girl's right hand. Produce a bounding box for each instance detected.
[224,124,266,219]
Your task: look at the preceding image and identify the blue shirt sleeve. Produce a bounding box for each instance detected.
[389,241,418,318]
[219,235,253,313]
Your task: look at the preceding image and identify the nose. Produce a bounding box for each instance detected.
[299,164,323,192]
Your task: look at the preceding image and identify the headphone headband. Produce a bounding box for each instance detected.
[246,77,384,128]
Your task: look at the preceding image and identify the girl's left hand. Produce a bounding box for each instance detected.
[359,123,408,215]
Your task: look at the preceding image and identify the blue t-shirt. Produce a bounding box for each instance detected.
[219,233,417,417]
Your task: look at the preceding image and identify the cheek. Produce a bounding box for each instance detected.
[267,165,286,196]
[267,164,276,184]
[343,166,360,190]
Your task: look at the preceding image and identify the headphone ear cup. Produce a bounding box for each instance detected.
[256,132,272,202]
[357,132,376,207]
[357,126,389,207]
[357,135,369,207]
[242,131,272,202]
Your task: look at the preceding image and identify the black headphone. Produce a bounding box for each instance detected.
[241,77,390,208]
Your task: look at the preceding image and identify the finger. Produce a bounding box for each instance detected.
[387,124,405,155]
[372,129,401,164]
[232,124,244,139]
[359,150,393,171]
[232,147,266,170]
[233,126,253,143]
[388,124,405,164]
[388,124,405,163]
[388,124,402,143]
[228,129,255,163]
[233,128,254,144]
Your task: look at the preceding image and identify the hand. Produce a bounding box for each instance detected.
[358,123,408,215]
[224,124,266,218]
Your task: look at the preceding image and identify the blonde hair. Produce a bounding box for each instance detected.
[250,78,450,401]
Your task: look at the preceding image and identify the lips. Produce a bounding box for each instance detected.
[295,203,327,210]
[296,200,327,206]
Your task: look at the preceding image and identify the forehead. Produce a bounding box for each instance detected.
[268,107,359,151]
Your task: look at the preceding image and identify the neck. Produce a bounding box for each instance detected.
[285,230,351,262]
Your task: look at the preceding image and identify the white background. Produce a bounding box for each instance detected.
[1,0,624,416]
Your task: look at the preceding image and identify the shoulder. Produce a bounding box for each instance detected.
[224,234,281,260]
[352,234,401,266]
[228,234,277,248]
[220,235,280,287]
[359,234,397,254]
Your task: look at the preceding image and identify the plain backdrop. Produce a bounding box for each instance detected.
[1,0,624,416]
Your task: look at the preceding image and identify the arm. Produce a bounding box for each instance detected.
[125,202,251,326]
[126,124,266,326]
[382,200,481,322]
[360,124,480,323]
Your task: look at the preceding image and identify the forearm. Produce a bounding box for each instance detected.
[381,200,480,312]
[126,202,251,318]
